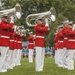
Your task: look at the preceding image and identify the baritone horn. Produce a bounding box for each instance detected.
[26,6,56,27]
[0,3,21,19]
[16,26,26,36]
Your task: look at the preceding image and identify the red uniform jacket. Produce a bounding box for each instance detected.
[56,31,64,49]
[28,35,34,49]
[34,24,49,47]
[9,29,15,50]
[17,35,25,49]
[14,33,18,49]
[62,27,68,48]
[67,28,75,49]
[0,21,14,46]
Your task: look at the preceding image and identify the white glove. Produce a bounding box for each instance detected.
[10,16,14,23]
[0,18,2,23]
[12,25,14,29]
[48,27,50,30]
[72,24,75,30]
[20,34,25,36]
[45,24,49,26]
[45,18,49,26]
[33,34,36,39]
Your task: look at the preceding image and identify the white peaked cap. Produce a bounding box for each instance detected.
[57,25,63,29]
[62,20,69,24]
[36,17,44,20]
[59,25,63,28]
[68,21,73,25]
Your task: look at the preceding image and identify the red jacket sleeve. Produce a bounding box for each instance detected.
[28,36,34,41]
[67,29,75,35]
[0,22,14,29]
[57,31,63,37]
[62,27,68,35]
[36,25,48,32]
[44,26,50,34]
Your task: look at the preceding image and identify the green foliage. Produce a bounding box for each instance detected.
[1,0,75,46]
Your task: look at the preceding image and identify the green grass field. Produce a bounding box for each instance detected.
[0,57,75,75]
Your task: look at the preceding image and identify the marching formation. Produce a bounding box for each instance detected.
[54,20,75,70]
[0,15,25,72]
[0,3,50,72]
[1,2,75,74]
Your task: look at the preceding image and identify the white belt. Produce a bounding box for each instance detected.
[18,41,22,43]
[29,43,33,44]
[68,39,75,41]
[1,35,9,38]
[10,40,14,42]
[58,41,63,42]
[36,36,44,38]
[64,38,68,39]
